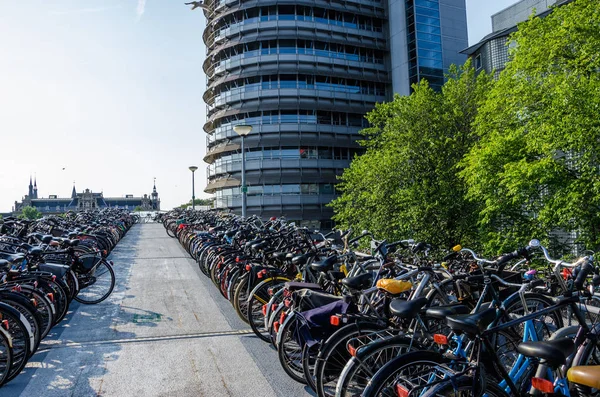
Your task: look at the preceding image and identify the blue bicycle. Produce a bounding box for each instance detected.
[362,242,589,397]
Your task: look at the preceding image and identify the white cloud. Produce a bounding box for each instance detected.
[136,0,147,21]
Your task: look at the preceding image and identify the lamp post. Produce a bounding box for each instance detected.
[233,124,252,218]
[189,166,198,210]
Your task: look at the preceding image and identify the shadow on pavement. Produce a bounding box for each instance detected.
[0,225,163,397]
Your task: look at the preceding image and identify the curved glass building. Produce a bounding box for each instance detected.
[202,0,467,228]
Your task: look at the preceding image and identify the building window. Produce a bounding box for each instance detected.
[475,54,482,70]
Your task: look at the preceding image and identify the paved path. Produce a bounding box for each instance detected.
[1,224,312,397]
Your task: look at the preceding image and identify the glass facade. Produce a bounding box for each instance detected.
[213,5,384,38]
[203,0,466,226]
[405,0,445,91]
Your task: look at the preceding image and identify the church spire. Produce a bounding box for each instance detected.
[33,176,38,199]
[28,175,34,198]
[71,182,77,198]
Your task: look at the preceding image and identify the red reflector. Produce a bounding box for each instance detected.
[261,269,267,275]
[562,268,572,281]
[433,334,449,345]
[268,288,274,296]
[236,257,240,263]
[52,275,57,282]
[279,312,286,324]
[257,272,263,279]
[531,377,554,393]
[1,320,8,330]
[395,384,409,397]
[31,298,38,307]
[348,344,357,356]
[273,321,280,332]
[262,305,267,316]
[245,265,251,271]
[284,299,291,307]
[272,304,278,311]
[330,315,340,326]
[47,293,54,303]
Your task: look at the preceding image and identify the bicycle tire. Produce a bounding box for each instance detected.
[362,350,449,397]
[315,322,387,397]
[248,279,289,343]
[0,327,13,387]
[74,259,116,304]
[419,375,509,397]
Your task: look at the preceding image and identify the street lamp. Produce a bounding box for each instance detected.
[233,124,252,218]
[189,166,198,210]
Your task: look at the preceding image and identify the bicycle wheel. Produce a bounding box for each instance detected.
[0,327,13,387]
[276,311,307,384]
[315,322,387,397]
[0,302,32,383]
[18,285,54,339]
[336,335,418,397]
[362,350,450,397]
[419,375,509,397]
[248,279,288,343]
[74,259,116,304]
[65,269,80,302]
[501,292,563,342]
[233,276,251,324]
[0,291,42,356]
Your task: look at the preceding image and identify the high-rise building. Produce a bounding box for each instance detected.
[461,0,572,77]
[202,0,467,228]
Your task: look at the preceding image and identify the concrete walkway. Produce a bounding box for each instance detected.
[1,224,311,397]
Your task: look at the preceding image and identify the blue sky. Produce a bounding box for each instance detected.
[0,0,517,212]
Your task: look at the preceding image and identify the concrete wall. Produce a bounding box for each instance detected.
[492,0,559,31]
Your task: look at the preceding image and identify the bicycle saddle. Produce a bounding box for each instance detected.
[567,366,600,389]
[310,255,337,272]
[341,273,372,290]
[517,338,574,368]
[389,297,428,318]
[0,253,25,263]
[446,307,496,336]
[251,241,268,251]
[272,252,287,261]
[292,253,311,266]
[28,246,44,255]
[425,304,470,320]
[376,279,412,295]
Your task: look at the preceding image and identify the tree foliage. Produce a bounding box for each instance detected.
[133,206,145,212]
[21,206,42,220]
[460,0,600,253]
[180,198,213,209]
[331,62,492,248]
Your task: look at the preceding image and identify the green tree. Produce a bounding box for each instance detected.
[179,198,213,209]
[21,206,42,220]
[331,61,491,248]
[133,206,145,212]
[460,0,600,253]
